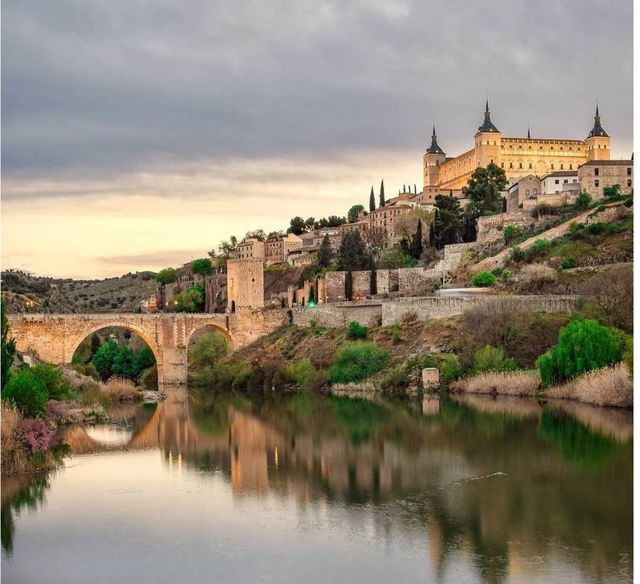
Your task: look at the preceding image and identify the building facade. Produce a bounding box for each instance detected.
[423,103,611,190]
[235,238,265,261]
[265,233,302,265]
[578,160,634,199]
[226,259,264,312]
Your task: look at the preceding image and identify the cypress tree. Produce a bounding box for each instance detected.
[379,180,386,208]
[411,219,424,259]
[370,268,377,295]
[345,271,353,301]
[369,187,376,212]
[317,234,333,268]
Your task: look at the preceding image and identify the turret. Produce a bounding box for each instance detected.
[585,104,611,161]
[474,100,501,168]
[423,125,446,187]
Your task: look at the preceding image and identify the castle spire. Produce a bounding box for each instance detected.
[426,123,445,154]
[527,127,531,139]
[477,100,499,133]
[587,102,608,138]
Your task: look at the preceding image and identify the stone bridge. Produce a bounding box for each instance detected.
[8,309,288,385]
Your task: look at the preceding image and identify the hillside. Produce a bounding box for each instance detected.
[1,270,157,314]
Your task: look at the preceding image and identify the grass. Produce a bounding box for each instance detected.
[451,371,540,396]
[544,363,632,408]
[102,377,139,401]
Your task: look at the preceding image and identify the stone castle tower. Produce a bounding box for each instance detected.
[585,105,611,161]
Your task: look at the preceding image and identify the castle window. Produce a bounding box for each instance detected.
[628,168,632,176]
[594,168,599,176]
[569,164,573,170]
[533,188,537,195]
[560,164,564,170]
[490,158,494,164]
[540,146,543,150]
[509,162,513,169]
[560,147,563,151]
[551,164,554,170]
[525,189,530,195]
[529,163,532,169]
[519,163,523,169]
[501,162,504,168]
[519,145,522,149]
[550,146,554,150]
[595,179,599,187]
[555,179,559,185]
[529,146,532,150]
[628,179,632,187]
[569,147,572,151]
[493,141,496,145]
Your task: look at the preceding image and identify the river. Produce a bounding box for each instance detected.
[1,389,632,584]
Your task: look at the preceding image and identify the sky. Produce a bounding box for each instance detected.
[1,0,633,279]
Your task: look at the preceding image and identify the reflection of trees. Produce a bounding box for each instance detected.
[1,473,53,554]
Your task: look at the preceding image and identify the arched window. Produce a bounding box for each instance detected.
[533,188,537,195]
[525,188,530,196]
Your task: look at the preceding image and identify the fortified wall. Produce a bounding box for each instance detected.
[291,295,578,328]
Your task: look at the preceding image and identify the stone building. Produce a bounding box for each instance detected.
[423,102,612,190]
[235,238,265,260]
[506,174,541,212]
[226,258,264,312]
[264,233,302,265]
[578,159,634,199]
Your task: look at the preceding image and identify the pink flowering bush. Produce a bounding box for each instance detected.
[46,399,67,422]
[15,417,56,454]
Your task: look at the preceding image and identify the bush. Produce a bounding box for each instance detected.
[510,246,527,263]
[586,221,607,235]
[533,238,551,254]
[516,263,557,292]
[102,378,138,401]
[3,369,49,417]
[472,271,497,287]
[471,345,518,374]
[537,319,623,387]
[15,417,55,454]
[379,365,409,393]
[574,192,592,211]
[437,354,463,382]
[188,332,230,386]
[29,363,73,400]
[568,222,585,238]
[328,342,389,384]
[347,321,368,340]
[500,269,511,281]
[503,225,522,244]
[559,256,578,270]
[285,359,316,389]
[391,324,401,345]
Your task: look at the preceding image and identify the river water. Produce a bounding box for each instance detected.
[1,389,632,584]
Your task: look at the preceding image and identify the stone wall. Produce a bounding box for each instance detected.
[476,212,536,245]
[325,272,346,302]
[227,259,264,311]
[352,270,371,298]
[397,267,441,296]
[381,295,577,326]
[291,302,382,328]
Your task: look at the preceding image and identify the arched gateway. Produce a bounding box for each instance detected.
[8,311,286,386]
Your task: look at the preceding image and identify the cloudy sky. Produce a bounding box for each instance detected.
[2,0,633,278]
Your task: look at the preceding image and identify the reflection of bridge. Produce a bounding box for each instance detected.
[8,310,286,385]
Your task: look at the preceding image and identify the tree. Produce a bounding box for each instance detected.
[348,204,365,223]
[191,258,213,283]
[369,187,376,212]
[574,191,593,210]
[244,229,266,241]
[288,216,306,235]
[218,235,238,257]
[305,217,315,229]
[156,268,179,286]
[410,219,424,259]
[370,268,377,295]
[462,163,507,240]
[316,235,333,268]
[379,179,386,207]
[433,195,464,249]
[173,285,205,313]
[338,230,370,271]
[345,271,353,300]
[603,184,621,199]
[1,301,16,390]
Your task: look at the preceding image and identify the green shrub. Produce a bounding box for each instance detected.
[500,269,511,281]
[510,246,527,263]
[559,256,578,270]
[503,225,522,244]
[328,342,389,384]
[472,271,497,287]
[437,354,463,383]
[568,222,585,238]
[587,222,606,235]
[391,324,401,345]
[471,345,518,374]
[3,369,49,417]
[537,319,623,387]
[533,238,551,254]
[574,192,592,211]
[347,321,368,340]
[606,223,623,234]
[623,337,633,378]
[379,365,409,393]
[29,363,74,400]
[285,359,316,389]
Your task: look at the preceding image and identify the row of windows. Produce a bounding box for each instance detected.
[505,144,582,152]
[501,161,574,171]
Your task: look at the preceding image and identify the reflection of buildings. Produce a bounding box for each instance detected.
[57,391,632,584]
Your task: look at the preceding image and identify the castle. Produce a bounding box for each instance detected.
[423,102,611,190]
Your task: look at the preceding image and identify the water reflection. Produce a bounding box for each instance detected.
[2,390,632,584]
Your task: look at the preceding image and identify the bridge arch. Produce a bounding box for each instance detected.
[185,321,234,352]
[68,323,163,384]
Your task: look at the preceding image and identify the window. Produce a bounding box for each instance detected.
[529,163,532,169]
[569,164,573,170]
[550,146,554,150]
[560,147,563,151]
[595,179,599,187]
[594,168,599,176]
[525,189,530,195]
[519,163,522,169]
[533,188,537,195]
[501,162,504,168]
[569,147,572,151]
[563,179,568,183]
[560,164,564,170]
[628,179,632,187]
[551,164,554,170]
[509,162,513,169]
[555,179,560,185]
[628,168,632,176]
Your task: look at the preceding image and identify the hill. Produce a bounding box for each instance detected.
[1,270,157,313]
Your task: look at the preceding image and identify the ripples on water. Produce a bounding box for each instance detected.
[1,390,633,584]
